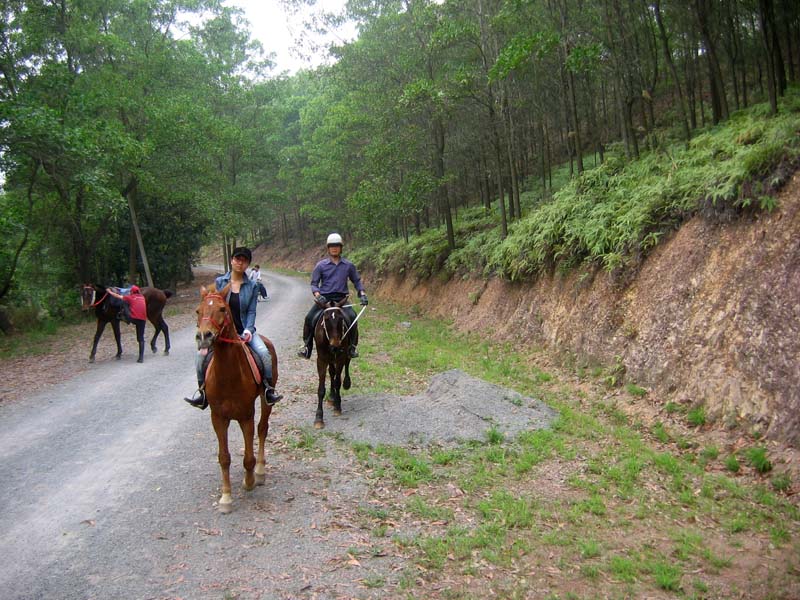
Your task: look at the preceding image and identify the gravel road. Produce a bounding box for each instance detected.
[0,269,556,600]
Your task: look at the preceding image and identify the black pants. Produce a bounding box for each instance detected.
[132,318,145,360]
[302,296,358,350]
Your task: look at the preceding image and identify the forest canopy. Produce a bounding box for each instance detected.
[0,0,798,331]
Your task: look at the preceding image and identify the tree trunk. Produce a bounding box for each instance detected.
[124,178,153,287]
[432,118,454,250]
[654,0,691,145]
[695,0,729,123]
[759,0,779,114]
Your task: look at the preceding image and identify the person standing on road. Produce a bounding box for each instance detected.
[107,285,146,363]
[184,247,282,410]
[297,233,368,360]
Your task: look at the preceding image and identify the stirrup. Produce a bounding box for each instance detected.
[297,345,311,359]
[349,346,359,358]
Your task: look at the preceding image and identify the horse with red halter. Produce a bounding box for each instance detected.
[195,283,278,513]
[80,283,172,363]
[313,296,354,429]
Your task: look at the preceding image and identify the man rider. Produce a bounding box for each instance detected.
[297,233,368,359]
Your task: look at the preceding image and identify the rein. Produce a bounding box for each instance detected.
[343,305,367,339]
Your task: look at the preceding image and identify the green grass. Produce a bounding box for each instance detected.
[341,301,800,597]
[772,473,792,492]
[626,383,647,397]
[724,455,741,473]
[745,446,773,473]
[687,406,707,427]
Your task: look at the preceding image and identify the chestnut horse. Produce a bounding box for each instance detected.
[80,283,172,363]
[313,296,352,429]
[195,284,278,513]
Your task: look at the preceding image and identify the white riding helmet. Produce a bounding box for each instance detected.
[326,233,343,246]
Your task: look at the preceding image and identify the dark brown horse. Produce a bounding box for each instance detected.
[80,283,172,363]
[313,296,353,429]
[195,284,278,513]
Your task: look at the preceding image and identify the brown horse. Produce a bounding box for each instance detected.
[80,283,172,363]
[313,296,353,429]
[195,284,278,513]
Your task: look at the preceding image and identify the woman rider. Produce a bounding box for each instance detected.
[184,246,282,409]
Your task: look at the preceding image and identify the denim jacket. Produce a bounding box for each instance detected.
[215,272,258,334]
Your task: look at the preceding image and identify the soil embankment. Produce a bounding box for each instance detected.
[261,171,800,446]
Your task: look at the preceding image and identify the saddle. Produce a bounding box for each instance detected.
[203,344,263,386]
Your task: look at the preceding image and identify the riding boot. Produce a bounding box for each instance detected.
[184,385,207,410]
[265,381,283,405]
[258,352,283,404]
[297,323,313,359]
[184,353,210,409]
[348,327,360,359]
[297,337,313,359]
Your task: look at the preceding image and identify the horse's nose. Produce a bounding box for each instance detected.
[196,330,214,349]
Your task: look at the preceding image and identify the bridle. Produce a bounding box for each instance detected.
[82,285,108,308]
[320,306,347,347]
[198,293,243,345]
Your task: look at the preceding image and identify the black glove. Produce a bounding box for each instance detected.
[316,295,328,305]
[360,294,368,306]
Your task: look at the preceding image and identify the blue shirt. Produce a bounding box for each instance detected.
[215,272,258,334]
[311,257,364,296]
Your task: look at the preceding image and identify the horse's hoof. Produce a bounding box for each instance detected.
[325,399,334,407]
[89,357,95,364]
[255,472,266,486]
[163,350,170,356]
[334,409,342,417]
[314,420,325,430]
[218,494,233,513]
[115,355,122,361]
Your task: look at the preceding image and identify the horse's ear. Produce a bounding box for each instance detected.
[336,296,349,307]
[219,282,231,297]
[200,285,208,298]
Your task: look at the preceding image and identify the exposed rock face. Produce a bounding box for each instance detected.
[262,173,800,445]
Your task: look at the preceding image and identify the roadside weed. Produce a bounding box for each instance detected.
[578,539,601,558]
[724,455,741,473]
[772,473,791,492]
[650,560,682,591]
[687,406,706,427]
[626,383,647,397]
[745,446,773,473]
